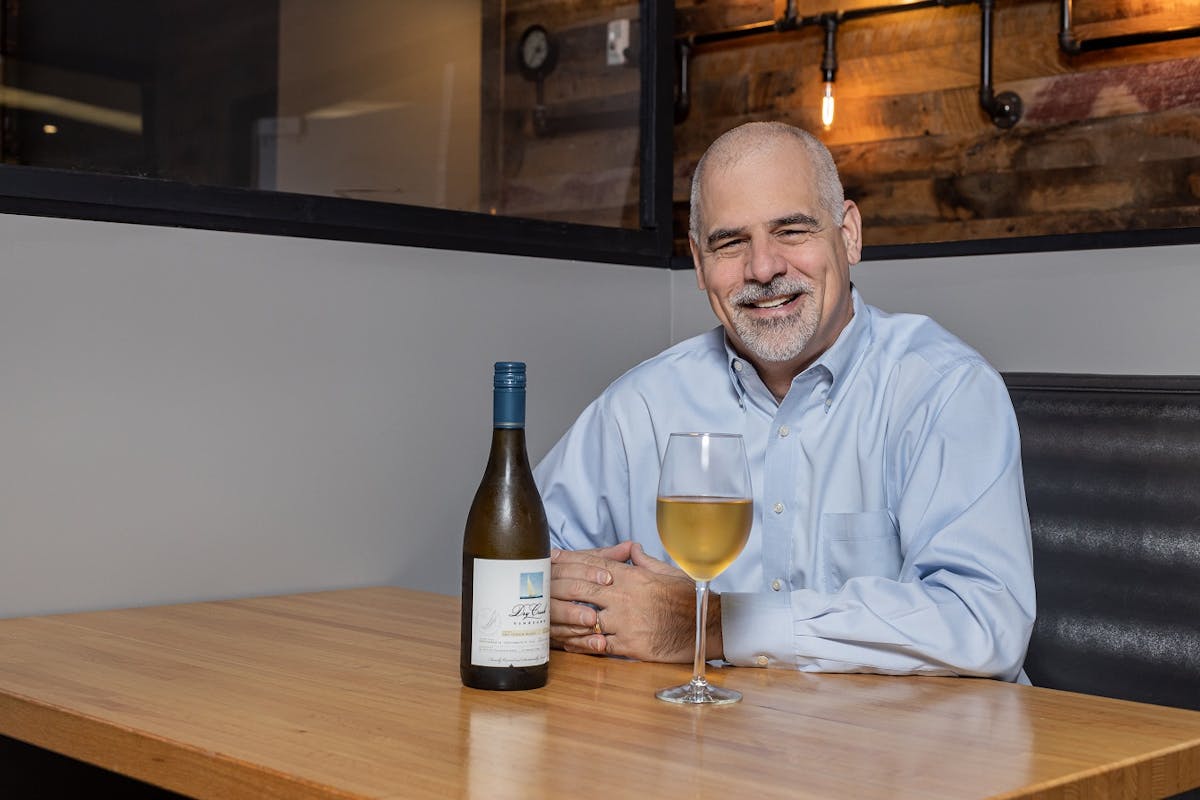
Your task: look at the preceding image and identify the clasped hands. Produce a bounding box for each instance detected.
[550,541,724,663]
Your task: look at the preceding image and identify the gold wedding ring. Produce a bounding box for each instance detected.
[593,618,604,635]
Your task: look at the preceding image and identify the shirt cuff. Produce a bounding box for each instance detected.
[719,591,794,668]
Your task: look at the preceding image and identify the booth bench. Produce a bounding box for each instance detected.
[1008,373,1200,713]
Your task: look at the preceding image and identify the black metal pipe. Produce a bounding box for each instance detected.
[979,0,1022,128]
[687,0,970,48]
[841,0,972,23]
[821,16,838,84]
[1060,0,1200,54]
[1082,25,1200,50]
[674,0,1024,129]
[691,21,781,47]
[1059,0,1080,53]
[980,0,995,106]
[675,40,691,123]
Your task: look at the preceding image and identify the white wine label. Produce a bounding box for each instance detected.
[470,557,550,668]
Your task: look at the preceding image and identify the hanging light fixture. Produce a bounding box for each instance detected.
[820,16,839,129]
[674,0,1028,131]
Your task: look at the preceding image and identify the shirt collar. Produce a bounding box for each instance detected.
[811,285,872,408]
[722,336,752,409]
[721,285,873,409]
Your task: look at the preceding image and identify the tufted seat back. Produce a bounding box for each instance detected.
[1006,374,1200,712]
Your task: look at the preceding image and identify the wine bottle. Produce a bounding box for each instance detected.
[460,361,550,690]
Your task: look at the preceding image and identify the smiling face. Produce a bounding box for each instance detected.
[689,129,862,389]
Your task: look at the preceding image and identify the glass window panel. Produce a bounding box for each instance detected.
[0,0,646,230]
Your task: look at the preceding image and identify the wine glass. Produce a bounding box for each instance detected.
[655,432,753,705]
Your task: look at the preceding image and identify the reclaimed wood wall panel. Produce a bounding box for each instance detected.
[484,0,1197,252]
[673,0,1200,253]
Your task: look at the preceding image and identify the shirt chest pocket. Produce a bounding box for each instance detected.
[820,510,902,590]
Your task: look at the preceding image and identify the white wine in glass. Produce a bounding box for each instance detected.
[655,432,753,705]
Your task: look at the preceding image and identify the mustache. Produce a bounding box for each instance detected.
[731,277,813,305]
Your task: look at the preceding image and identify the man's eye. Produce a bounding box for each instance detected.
[714,239,745,251]
[779,228,809,238]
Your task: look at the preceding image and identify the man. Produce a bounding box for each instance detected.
[534,121,1035,681]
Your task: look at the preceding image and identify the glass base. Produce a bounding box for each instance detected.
[656,679,741,705]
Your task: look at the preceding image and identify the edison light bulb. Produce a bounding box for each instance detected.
[821,82,835,128]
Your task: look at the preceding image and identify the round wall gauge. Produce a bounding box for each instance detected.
[517,24,557,80]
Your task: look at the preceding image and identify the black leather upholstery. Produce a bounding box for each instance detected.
[1007,374,1200,712]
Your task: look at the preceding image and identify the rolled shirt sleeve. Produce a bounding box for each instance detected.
[722,364,1035,682]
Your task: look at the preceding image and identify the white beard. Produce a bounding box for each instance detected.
[728,277,820,363]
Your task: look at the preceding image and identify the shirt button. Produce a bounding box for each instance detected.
[733,361,744,372]
[778,425,789,438]
[773,502,784,514]
[755,655,769,667]
[770,579,782,591]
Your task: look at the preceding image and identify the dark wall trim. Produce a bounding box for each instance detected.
[0,165,672,268]
[1003,372,1200,394]
[667,225,1200,268]
[859,226,1200,262]
[9,160,1196,271]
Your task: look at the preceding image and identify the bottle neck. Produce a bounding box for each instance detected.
[493,386,526,429]
[486,428,530,482]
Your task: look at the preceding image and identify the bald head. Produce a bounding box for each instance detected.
[688,122,845,243]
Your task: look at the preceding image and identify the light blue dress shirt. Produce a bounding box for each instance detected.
[534,287,1035,682]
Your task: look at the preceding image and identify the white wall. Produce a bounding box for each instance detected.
[0,214,668,618]
[4,213,1196,619]
[671,243,1200,374]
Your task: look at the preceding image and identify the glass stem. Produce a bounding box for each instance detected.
[692,580,709,690]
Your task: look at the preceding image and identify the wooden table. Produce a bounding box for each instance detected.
[1,587,1199,799]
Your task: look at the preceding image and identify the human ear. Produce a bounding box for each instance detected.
[690,237,708,290]
[841,200,863,266]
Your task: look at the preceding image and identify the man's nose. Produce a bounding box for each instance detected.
[745,237,787,285]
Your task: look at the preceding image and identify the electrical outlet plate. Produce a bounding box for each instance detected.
[607,19,630,66]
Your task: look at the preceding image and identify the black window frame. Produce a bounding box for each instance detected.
[0,0,677,269]
[2,0,1198,267]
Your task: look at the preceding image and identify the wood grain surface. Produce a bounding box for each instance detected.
[671,0,1200,252]
[2,587,1200,799]
[487,0,1198,249]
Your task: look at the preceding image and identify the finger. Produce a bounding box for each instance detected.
[593,541,635,563]
[549,597,598,628]
[552,544,634,572]
[551,622,599,640]
[550,576,611,605]
[556,633,608,655]
[598,634,626,659]
[629,542,688,577]
[550,558,614,587]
